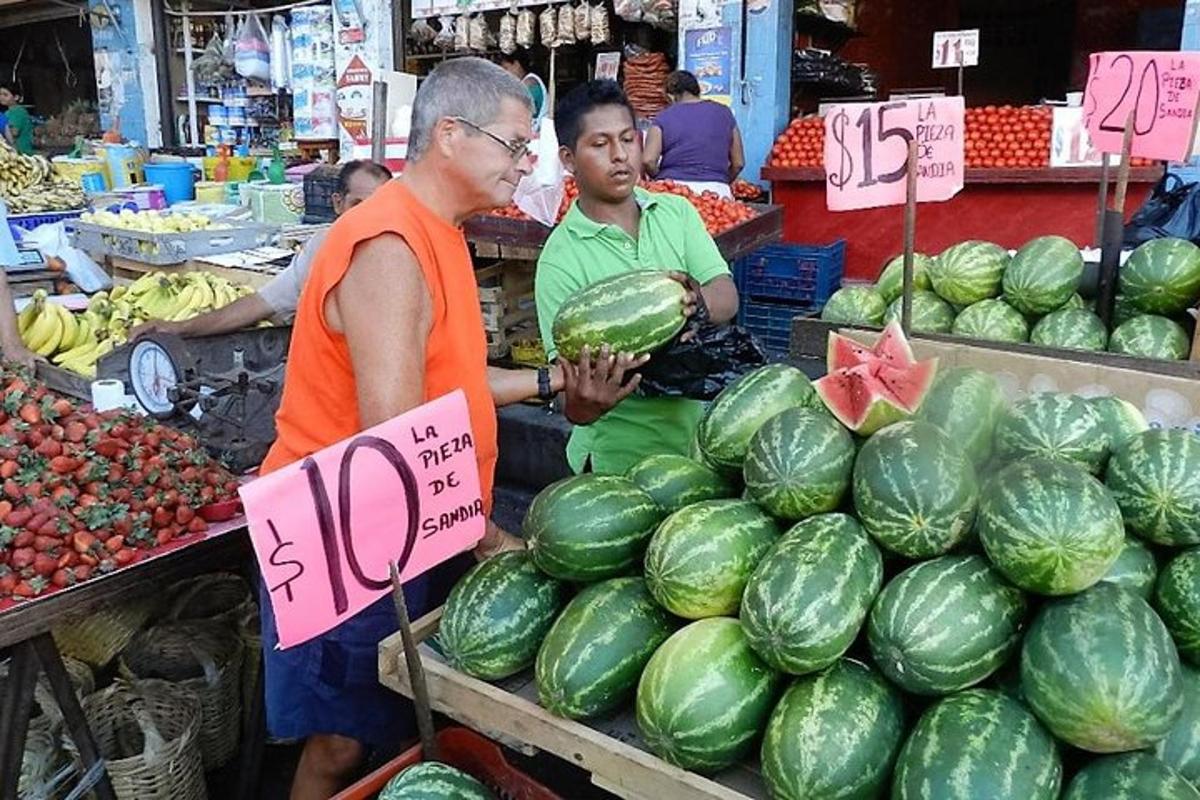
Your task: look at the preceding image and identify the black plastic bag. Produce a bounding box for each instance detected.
[1124,173,1200,247]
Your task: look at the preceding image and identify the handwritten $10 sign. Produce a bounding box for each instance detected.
[240,390,486,649]
[1084,51,1200,162]
[824,96,965,212]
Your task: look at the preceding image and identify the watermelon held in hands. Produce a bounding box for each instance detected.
[951,298,1030,343]
[626,453,737,515]
[743,407,856,520]
[1155,548,1200,666]
[378,762,494,800]
[1100,537,1159,599]
[1030,308,1109,351]
[915,366,1007,467]
[820,286,888,326]
[1120,236,1200,316]
[994,391,1109,474]
[1106,429,1200,547]
[883,290,957,333]
[1109,314,1191,360]
[876,252,935,304]
[1063,753,1200,800]
[550,271,687,361]
[930,240,1010,306]
[1002,235,1085,315]
[1155,664,1200,786]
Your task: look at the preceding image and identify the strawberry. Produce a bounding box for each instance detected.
[186,517,208,534]
[156,529,174,546]
[12,530,33,549]
[63,421,87,443]
[73,565,93,581]
[92,438,123,458]
[48,456,77,475]
[72,531,97,554]
[152,507,172,528]
[9,547,34,569]
[4,508,32,528]
[4,479,21,500]
[50,398,73,419]
[113,548,136,566]
[18,403,40,425]
[33,535,58,552]
[32,553,57,577]
[175,505,195,525]
[56,551,78,568]
[51,568,73,588]
[0,460,16,480]
[104,535,124,553]
[0,572,16,595]
[35,438,62,458]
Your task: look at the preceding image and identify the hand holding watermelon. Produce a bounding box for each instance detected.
[559,344,649,425]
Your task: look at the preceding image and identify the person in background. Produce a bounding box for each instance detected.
[641,70,744,199]
[499,52,547,123]
[0,84,35,155]
[0,271,38,369]
[536,80,739,475]
[130,160,392,339]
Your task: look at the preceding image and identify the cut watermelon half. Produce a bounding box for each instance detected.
[815,357,938,435]
[827,320,917,372]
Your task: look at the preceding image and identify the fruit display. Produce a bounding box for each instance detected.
[731,179,765,202]
[767,116,824,169]
[0,367,239,601]
[625,453,736,514]
[819,285,886,326]
[951,297,1030,342]
[550,271,687,362]
[0,140,85,214]
[1003,235,1085,315]
[743,406,854,520]
[78,208,227,234]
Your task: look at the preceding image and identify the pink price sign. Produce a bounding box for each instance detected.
[240,390,486,649]
[824,97,965,212]
[1083,51,1200,162]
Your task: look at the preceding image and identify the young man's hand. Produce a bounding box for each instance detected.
[667,271,703,318]
[474,519,525,561]
[559,344,649,425]
[2,343,39,371]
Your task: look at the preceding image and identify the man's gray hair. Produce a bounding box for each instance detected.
[408,57,533,159]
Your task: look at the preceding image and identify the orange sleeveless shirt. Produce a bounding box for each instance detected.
[261,180,497,512]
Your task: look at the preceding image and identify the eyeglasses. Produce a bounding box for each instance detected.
[451,116,532,161]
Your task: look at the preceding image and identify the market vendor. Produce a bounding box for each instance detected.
[499,52,547,123]
[536,80,739,475]
[0,84,35,155]
[0,271,37,368]
[130,160,392,339]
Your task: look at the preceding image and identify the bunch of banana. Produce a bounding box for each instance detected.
[0,141,73,211]
[5,179,85,214]
[16,291,109,376]
[124,270,250,323]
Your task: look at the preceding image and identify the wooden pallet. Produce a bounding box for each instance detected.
[378,609,767,800]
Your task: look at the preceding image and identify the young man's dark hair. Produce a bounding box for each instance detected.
[335,159,392,195]
[554,80,637,152]
[664,70,702,99]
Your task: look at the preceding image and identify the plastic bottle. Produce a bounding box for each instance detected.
[267,143,286,184]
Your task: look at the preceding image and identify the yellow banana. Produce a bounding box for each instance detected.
[32,309,64,356]
[52,304,78,354]
[109,285,127,302]
[188,273,216,308]
[23,301,55,351]
[16,302,37,336]
[53,337,97,366]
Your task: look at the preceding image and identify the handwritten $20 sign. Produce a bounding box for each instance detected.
[240,390,486,649]
[824,96,965,211]
[1084,51,1200,162]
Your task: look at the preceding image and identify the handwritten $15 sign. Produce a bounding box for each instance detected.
[1084,51,1200,162]
[239,390,486,649]
[824,96,965,212]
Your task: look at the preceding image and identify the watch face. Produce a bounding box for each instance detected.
[130,340,179,416]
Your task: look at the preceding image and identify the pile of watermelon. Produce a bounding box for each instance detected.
[433,321,1200,798]
[820,234,1200,362]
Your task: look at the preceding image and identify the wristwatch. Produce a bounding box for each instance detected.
[537,366,553,402]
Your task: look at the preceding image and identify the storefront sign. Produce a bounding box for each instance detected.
[823,97,965,211]
[932,29,980,69]
[241,391,486,648]
[684,26,733,105]
[1084,51,1200,162]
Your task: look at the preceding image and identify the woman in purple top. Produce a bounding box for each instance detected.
[642,70,745,198]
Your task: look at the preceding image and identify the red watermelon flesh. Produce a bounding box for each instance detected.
[828,320,917,371]
[815,358,938,435]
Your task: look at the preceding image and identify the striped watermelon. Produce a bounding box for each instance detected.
[915,366,1007,467]
[378,762,493,799]
[1062,292,1088,310]
[635,617,783,773]
[1106,429,1200,546]
[1155,663,1200,786]
[1063,753,1200,800]
[1002,235,1084,315]
[876,252,935,304]
[1111,293,1141,327]
[1120,237,1200,316]
[867,554,1027,696]
[1030,308,1109,351]
[1090,395,1149,450]
[743,407,855,520]
[535,577,676,720]
[1100,537,1159,599]
[1155,548,1200,666]
[891,689,1062,800]
[1021,583,1184,752]
[951,298,1030,342]
[550,271,687,360]
[524,475,663,582]
[697,364,818,474]
[883,290,956,333]
[994,392,1108,474]
[852,420,979,558]
[760,659,905,800]
[820,286,887,326]
[1109,314,1191,360]
[643,499,780,619]
[740,513,883,675]
[930,240,1010,306]
[437,552,569,681]
[626,453,736,515]
[977,458,1123,596]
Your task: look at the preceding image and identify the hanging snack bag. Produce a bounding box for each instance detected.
[433,15,455,49]
[539,5,557,46]
[516,8,536,47]
[454,14,471,51]
[574,3,592,42]
[590,3,611,43]
[557,4,576,44]
[499,11,517,54]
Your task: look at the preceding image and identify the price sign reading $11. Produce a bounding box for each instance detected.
[824,96,965,212]
[239,390,486,649]
[1083,51,1200,162]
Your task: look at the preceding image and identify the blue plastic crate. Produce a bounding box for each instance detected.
[739,298,818,356]
[734,240,845,304]
[8,210,84,233]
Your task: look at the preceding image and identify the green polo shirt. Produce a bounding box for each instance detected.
[5,106,33,155]
[536,188,731,475]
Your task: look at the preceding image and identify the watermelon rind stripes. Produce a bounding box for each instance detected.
[891,688,1062,800]
[1002,235,1084,315]
[1120,236,1200,316]
[626,453,737,515]
[1020,582,1184,753]
[437,551,569,681]
[951,298,1030,343]
[643,499,780,619]
[977,458,1123,596]
[379,762,494,799]
[1030,308,1109,351]
[1156,548,1200,666]
[867,554,1027,696]
[760,659,905,800]
[697,364,819,474]
[915,366,1007,467]
[1109,314,1191,360]
[930,240,1010,306]
[535,577,676,720]
[883,290,956,334]
[1089,395,1149,450]
[550,270,687,361]
[743,407,855,521]
[1099,537,1159,599]
[1062,292,1088,309]
[1155,664,1200,787]
[740,513,883,675]
[852,420,979,558]
[1063,753,1200,800]
[635,617,783,773]
[523,475,664,582]
[820,286,888,326]
[993,391,1109,474]
[1106,429,1200,547]
[876,253,935,305]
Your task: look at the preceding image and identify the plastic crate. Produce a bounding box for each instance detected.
[734,240,845,304]
[333,727,560,800]
[9,209,84,232]
[303,165,340,224]
[739,297,818,355]
[68,219,273,265]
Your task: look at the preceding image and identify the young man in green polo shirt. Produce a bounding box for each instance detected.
[0,85,34,155]
[535,80,739,474]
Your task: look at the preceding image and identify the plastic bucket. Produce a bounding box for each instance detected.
[143,163,198,205]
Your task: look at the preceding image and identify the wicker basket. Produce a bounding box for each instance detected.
[118,620,243,770]
[35,654,95,725]
[164,572,255,628]
[20,715,69,799]
[63,679,205,800]
[238,603,262,733]
[51,594,158,668]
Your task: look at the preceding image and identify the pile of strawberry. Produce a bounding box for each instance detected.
[0,368,239,601]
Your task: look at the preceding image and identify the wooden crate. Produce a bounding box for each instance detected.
[378,609,767,800]
[107,256,277,291]
[477,260,538,359]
